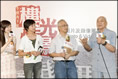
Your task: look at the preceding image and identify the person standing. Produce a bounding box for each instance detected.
[80,16,117,78]
[0,20,16,78]
[18,19,43,78]
[49,19,79,78]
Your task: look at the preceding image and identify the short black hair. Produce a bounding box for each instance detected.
[23,19,35,31]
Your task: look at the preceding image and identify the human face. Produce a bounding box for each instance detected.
[97,16,107,30]
[58,21,68,33]
[28,23,36,33]
[5,24,12,33]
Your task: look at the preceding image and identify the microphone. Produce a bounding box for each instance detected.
[9,31,13,36]
[96,29,106,39]
[61,46,66,53]
[61,46,68,60]
[9,31,14,45]
[96,29,111,78]
[38,46,43,55]
[61,46,64,49]
[34,46,43,60]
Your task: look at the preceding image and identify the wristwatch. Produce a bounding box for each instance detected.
[102,41,107,46]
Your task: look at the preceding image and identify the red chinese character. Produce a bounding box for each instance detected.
[37,18,57,39]
[20,29,26,39]
[36,18,58,56]
[41,36,51,56]
[16,5,40,28]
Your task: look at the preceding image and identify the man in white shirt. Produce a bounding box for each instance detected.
[49,19,79,78]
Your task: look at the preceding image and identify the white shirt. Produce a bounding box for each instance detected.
[18,35,43,63]
[49,34,79,61]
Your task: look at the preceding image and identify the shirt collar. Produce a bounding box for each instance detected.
[97,28,108,33]
[103,28,108,33]
[25,35,37,42]
[58,33,69,39]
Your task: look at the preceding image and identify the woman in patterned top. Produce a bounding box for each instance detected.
[0,20,16,78]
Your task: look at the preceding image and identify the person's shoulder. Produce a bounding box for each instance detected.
[69,35,76,39]
[51,35,59,42]
[36,34,43,39]
[20,35,27,41]
[107,29,116,35]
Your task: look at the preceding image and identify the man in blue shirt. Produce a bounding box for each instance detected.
[80,16,117,78]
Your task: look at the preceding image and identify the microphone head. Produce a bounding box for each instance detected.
[10,31,13,33]
[96,32,106,39]
[61,46,64,49]
[38,46,43,50]
[101,35,106,39]
[9,31,14,36]
[39,46,43,48]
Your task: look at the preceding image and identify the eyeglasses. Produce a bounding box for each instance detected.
[60,24,68,27]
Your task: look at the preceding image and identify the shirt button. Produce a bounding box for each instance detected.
[97,53,99,55]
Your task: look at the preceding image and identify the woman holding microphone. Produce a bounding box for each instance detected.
[0,20,16,78]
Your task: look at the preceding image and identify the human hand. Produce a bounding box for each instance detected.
[25,52,32,58]
[80,38,88,45]
[31,51,37,56]
[8,36,13,44]
[64,46,72,54]
[60,53,66,58]
[64,54,71,60]
[97,34,106,44]
[36,51,42,56]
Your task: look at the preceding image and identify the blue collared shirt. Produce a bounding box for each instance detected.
[88,28,117,72]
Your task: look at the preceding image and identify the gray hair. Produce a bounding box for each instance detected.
[57,19,66,27]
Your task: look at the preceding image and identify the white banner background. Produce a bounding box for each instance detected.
[1,1,117,49]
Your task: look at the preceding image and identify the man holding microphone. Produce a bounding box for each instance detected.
[80,16,117,78]
[49,19,79,78]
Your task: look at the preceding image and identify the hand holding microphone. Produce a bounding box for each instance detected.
[34,46,43,60]
[8,36,13,44]
[61,46,71,60]
[9,31,14,45]
[96,33,106,45]
[60,53,66,58]
[38,46,43,55]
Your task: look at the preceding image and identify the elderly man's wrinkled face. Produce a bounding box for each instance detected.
[58,21,68,33]
[97,17,107,30]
